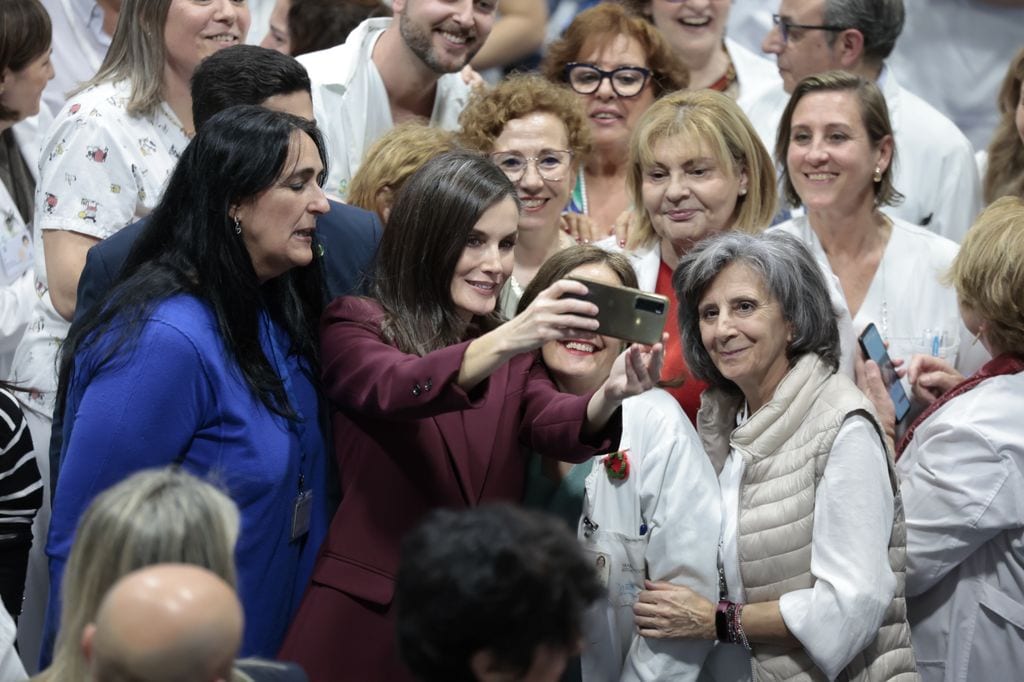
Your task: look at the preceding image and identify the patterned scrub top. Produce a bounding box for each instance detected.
[8,79,188,417]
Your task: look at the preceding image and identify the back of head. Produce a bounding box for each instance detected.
[88,564,243,682]
[822,0,904,67]
[984,47,1024,204]
[395,504,604,682]
[289,0,390,57]
[191,45,312,129]
[948,196,1024,354]
[48,468,240,681]
[371,150,517,355]
[0,0,52,121]
[628,89,777,249]
[346,122,457,221]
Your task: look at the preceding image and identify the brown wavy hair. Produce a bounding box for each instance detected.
[983,48,1024,205]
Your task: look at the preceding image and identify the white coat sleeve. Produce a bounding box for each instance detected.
[898,417,1024,597]
[0,270,33,357]
[778,416,896,680]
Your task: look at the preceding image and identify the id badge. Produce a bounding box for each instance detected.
[291,489,313,541]
[0,223,31,285]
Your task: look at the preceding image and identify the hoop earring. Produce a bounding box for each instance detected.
[233,216,241,235]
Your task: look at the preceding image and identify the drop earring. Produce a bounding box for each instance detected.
[233,216,241,235]
[873,167,882,183]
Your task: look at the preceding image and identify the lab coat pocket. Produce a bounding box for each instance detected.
[960,582,1024,682]
[579,530,648,682]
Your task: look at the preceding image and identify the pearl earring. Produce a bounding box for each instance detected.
[873,167,882,183]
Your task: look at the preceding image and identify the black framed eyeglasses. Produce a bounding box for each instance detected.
[564,63,652,98]
[489,150,574,183]
[771,14,847,43]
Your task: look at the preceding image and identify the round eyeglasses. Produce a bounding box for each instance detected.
[564,63,652,98]
[489,150,573,183]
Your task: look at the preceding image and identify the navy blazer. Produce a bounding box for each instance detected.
[74,199,382,322]
[49,201,381,498]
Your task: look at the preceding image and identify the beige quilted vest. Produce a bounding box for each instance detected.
[698,354,918,682]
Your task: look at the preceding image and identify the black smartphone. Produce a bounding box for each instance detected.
[565,277,669,345]
[858,322,911,422]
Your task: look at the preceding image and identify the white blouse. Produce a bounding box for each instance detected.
[709,413,896,681]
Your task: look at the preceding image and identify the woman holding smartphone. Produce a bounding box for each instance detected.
[279,151,665,682]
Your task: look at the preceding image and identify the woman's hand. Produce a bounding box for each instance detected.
[634,580,716,640]
[560,213,601,244]
[582,333,664,433]
[855,359,897,447]
[907,354,963,404]
[502,279,600,353]
[601,333,665,402]
[459,279,598,391]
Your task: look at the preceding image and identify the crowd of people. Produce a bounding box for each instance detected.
[0,0,1021,680]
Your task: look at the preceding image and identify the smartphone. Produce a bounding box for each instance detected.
[858,323,911,422]
[565,277,668,345]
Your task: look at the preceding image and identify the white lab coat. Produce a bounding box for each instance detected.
[770,215,989,387]
[297,18,470,199]
[898,371,1024,682]
[726,38,780,113]
[0,117,42,379]
[595,236,856,378]
[745,67,982,243]
[578,389,719,682]
[888,0,1024,151]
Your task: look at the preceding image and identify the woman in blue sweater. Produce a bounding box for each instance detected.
[43,105,331,659]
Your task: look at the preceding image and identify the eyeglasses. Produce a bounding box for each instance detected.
[489,150,573,183]
[771,14,846,43]
[564,63,652,98]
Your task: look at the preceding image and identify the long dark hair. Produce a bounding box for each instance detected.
[370,150,519,355]
[57,105,328,419]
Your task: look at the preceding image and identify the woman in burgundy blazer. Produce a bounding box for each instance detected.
[278,152,665,681]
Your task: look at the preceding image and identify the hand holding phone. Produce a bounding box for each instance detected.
[858,323,911,422]
[564,277,669,345]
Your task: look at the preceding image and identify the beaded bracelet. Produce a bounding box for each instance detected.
[715,599,752,651]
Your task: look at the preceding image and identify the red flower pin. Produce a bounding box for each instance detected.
[603,449,630,481]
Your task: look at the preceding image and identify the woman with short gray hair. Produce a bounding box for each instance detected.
[633,231,918,680]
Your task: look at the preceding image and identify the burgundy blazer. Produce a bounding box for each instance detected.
[281,297,620,677]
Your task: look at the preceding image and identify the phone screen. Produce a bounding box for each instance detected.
[858,323,912,422]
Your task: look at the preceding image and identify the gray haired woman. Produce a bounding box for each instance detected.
[632,232,919,681]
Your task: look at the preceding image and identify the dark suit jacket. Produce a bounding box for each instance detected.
[277,297,621,681]
[50,201,381,496]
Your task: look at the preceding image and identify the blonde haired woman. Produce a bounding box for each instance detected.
[347,122,457,225]
[860,196,1024,681]
[36,468,239,681]
[614,88,776,421]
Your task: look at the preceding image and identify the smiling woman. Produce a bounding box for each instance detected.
[542,3,688,234]
[458,73,592,317]
[655,230,917,681]
[278,151,666,682]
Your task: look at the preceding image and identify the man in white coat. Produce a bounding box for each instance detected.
[298,0,495,199]
[747,0,982,243]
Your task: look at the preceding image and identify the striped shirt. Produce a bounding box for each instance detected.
[0,388,41,533]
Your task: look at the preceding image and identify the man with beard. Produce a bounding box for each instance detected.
[298,0,495,200]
